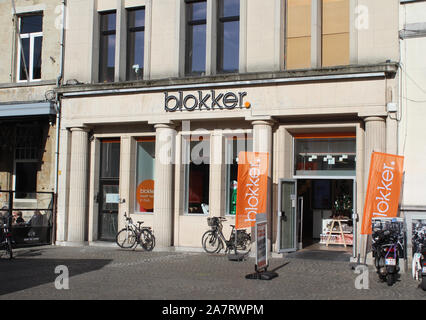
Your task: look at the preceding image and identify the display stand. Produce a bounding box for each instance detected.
[325,219,349,248]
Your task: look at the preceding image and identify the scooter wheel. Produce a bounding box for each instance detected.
[386,274,395,286]
[421,277,426,291]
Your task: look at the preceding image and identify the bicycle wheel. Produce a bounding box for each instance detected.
[236,233,252,255]
[116,228,137,249]
[140,229,155,251]
[4,238,13,260]
[202,231,221,254]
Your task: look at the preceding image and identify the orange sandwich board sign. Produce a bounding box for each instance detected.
[361,152,404,235]
[235,152,269,230]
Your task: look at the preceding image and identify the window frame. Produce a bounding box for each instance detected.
[99,10,117,83]
[134,136,156,215]
[217,0,240,74]
[224,133,253,216]
[16,13,43,82]
[182,134,211,216]
[185,0,207,76]
[126,7,146,81]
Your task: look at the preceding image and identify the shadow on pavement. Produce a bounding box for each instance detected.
[285,250,351,262]
[0,254,112,296]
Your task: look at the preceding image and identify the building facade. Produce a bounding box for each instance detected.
[0,0,63,244]
[56,0,401,260]
[399,0,426,260]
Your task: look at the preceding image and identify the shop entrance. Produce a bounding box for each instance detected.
[98,139,121,241]
[278,178,355,253]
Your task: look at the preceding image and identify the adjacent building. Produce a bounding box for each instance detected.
[399,0,426,259]
[0,0,64,245]
[55,0,402,262]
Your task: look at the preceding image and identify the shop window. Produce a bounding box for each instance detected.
[14,125,41,199]
[99,11,116,83]
[321,0,349,67]
[294,134,356,177]
[135,137,155,213]
[15,162,37,199]
[217,0,240,73]
[183,135,210,214]
[224,134,252,216]
[17,14,43,82]
[285,0,311,70]
[185,0,207,75]
[127,7,145,80]
[100,139,121,179]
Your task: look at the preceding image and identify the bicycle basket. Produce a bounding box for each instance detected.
[207,217,218,227]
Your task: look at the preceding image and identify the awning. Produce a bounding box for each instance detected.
[0,102,56,118]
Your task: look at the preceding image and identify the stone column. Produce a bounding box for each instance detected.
[364,116,386,184]
[153,123,176,248]
[252,120,274,249]
[361,116,386,261]
[252,120,273,175]
[67,127,90,243]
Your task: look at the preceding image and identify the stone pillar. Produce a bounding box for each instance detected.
[153,123,176,248]
[252,120,274,248]
[252,120,273,175]
[361,116,386,261]
[67,127,90,243]
[364,116,386,185]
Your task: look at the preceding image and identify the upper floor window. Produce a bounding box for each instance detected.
[217,0,240,73]
[99,11,116,83]
[285,0,311,70]
[185,0,207,76]
[17,14,43,82]
[321,0,349,67]
[127,7,145,81]
[285,0,350,70]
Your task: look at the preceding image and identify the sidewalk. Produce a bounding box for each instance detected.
[0,245,424,300]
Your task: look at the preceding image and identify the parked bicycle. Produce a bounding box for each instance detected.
[1,216,13,260]
[411,222,426,291]
[116,213,155,251]
[202,217,251,255]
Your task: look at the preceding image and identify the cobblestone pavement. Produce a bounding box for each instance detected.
[0,245,425,300]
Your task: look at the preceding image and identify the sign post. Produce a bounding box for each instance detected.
[245,214,278,280]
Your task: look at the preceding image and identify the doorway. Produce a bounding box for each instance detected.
[98,139,120,241]
[278,178,355,253]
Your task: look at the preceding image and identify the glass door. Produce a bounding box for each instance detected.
[99,182,120,240]
[278,179,297,253]
[98,139,120,241]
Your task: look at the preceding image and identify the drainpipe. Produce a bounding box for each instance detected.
[53,0,66,244]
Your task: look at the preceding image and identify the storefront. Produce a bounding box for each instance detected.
[56,64,398,259]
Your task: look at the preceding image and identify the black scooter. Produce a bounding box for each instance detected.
[372,228,403,286]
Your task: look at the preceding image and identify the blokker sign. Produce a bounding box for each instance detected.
[235,152,269,230]
[361,152,404,235]
[164,90,249,112]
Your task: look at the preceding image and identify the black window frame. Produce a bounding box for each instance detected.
[217,0,240,74]
[99,11,117,83]
[126,7,145,81]
[185,0,207,76]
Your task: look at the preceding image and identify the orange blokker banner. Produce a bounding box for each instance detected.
[236,152,269,229]
[361,152,404,235]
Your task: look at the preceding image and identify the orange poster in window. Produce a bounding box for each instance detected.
[235,152,269,230]
[136,179,154,212]
[361,152,404,235]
